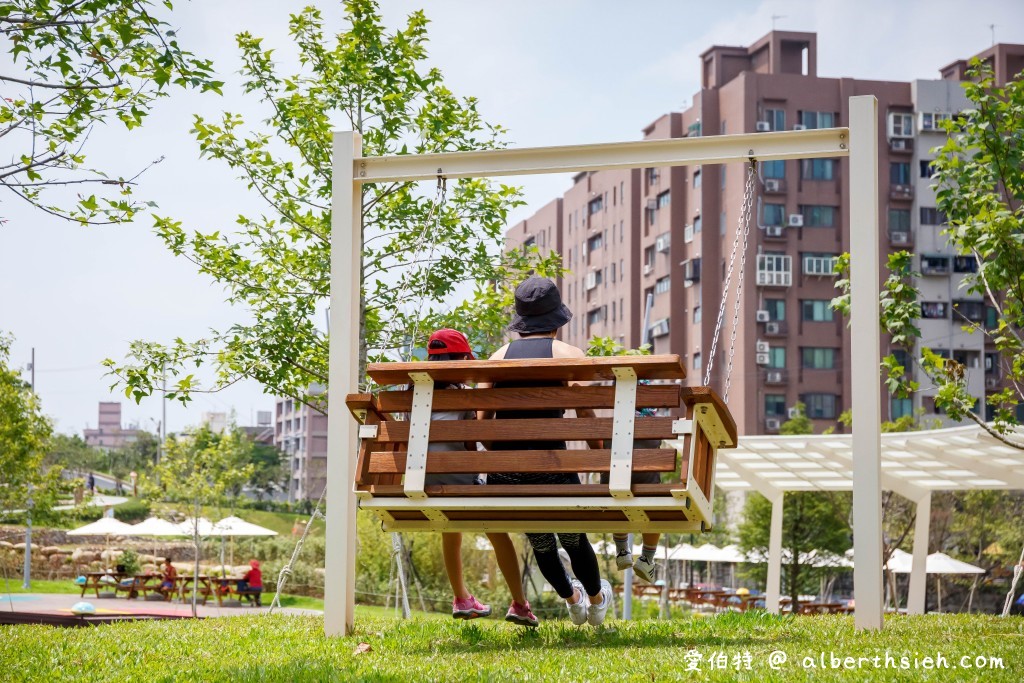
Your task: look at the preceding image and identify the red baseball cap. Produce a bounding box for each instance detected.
[427,329,475,359]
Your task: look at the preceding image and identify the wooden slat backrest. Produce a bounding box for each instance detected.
[367,355,686,386]
[374,417,679,443]
[366,448,681,475]
[375,384,681,414]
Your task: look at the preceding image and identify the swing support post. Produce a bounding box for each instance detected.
[325,99,882,636]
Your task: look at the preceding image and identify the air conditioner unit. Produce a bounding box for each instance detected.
[985,377,999,389]
[585,272,597,290]
[683,225,694,243]
[755,340,770,354]
[767,371,783,384]
[891,231,909,244]
[890,138,911,150]
[650,319,670,338]
[755,310,770,323]
[787,407,800,419]
[656,234,671,253]
[756,353,770,365]
[643,263,654,276]
[765,225,784,238]
[788,214,804,227]
[646,198,658,211]
[765,321,781,335]
[682,258,701,282]
[765,418,781,431]
[756,121,771,132]
[764,178,780,192]
[793,124,807,131]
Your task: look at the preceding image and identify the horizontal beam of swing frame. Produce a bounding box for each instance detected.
[327,96,882,637]
[353,128,850,183]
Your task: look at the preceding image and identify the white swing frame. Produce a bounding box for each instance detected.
[325,95,883,636]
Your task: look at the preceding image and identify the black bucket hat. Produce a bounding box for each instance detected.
[508,277,573,334]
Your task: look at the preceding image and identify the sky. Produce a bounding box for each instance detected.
[2,0,1023,436]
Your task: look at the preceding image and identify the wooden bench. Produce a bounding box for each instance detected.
[345,355,737,533]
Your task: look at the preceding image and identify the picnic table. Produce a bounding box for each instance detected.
[172,574,215,605]
[210,577,262,606]
[114,573,163,599]
[79,571,126,598]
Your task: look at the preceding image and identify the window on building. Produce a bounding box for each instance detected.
[890,162,911,185]
[802,253,838,276]
[522,236,536,249]
[801,159,835,180]
[985,305,999,329]
[765,299,786,321]
[921,254,951,275]
[800,205,836,227]
[688,121,702,137]
[891,348,910,370]
[612,186,617,206]
[920,112,952,131]
[768,347,786,368]
[765,394,787,416]
[587,233,603,252]
[921,301,948,319]
[953,300,986,323]
[888,209,911,232]
[612,300,616,322]
[799,111,836,129]
[920,159,937,178]
[643,245,655,266]
[720,165,726,189]
[694,215,702,233]
[801,299,834,322]
[693,305,701,323]
[891,397,913,419]
[763,203,785,225]
[645,167,660,185]
[693,352,702,370]
[587,307,605,326]
[802,393,838,419]
[764,108,785,131]
[655,276,670,295]
[953,256,977,273]
[762,160,785,178]
[593,269,604,286]
[657,190,670,208]
[720,211,727,236]
[693,167,702,188]
[920,207,946,225]
[611,262,616,283]
[802,347,837,369]
[888,112,914,137]
[588,196,603,214]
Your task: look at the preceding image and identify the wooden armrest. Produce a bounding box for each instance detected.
[680,386,737,446]
[345,393,389,424]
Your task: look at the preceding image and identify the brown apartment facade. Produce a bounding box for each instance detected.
[505,31,1023,437]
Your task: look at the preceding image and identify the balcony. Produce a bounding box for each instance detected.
[764,369,788,385]
[889,183,914,201]
[888,137,914,154]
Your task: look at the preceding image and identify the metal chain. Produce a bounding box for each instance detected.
[404,175,447,360]
[703,159,757,404]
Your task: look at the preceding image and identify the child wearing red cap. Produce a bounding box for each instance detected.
[239,559,262,607]
[424,328,538,627]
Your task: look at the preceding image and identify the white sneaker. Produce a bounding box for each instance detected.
[633,555,658,583]
[587,579,613,627]
[615,550,634,571]
[566,579,589,625]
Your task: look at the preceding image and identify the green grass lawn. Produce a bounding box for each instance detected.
[2,610,1021,681]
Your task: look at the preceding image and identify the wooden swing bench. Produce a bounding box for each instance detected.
[345,354,737,534]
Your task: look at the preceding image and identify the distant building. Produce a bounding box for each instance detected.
[275,387,328,501]
[240,410,276,447]
[83,402,140,450]
[200,411,229,434]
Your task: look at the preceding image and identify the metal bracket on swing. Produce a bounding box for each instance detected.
[403,372,434,500]
[608,366,638,500]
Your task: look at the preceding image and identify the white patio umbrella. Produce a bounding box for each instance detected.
[212,516,278,567]
[131,517,185,565]
[886,550,985,612]
[67,517,137,571]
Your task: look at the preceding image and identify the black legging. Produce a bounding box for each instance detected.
[527,531,601,599]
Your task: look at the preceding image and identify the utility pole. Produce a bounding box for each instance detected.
[23,348,35,589]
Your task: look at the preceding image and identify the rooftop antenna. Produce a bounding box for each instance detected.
[771,14,786,31]
[989,24,996,46]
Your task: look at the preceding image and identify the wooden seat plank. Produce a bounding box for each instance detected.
[375,384,681,414]
[366,448,679,474]
[368,355,686,386]
[375,416,678,443]
[358,483,678,497]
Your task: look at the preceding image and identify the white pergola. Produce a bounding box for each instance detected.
[326,96,884,636]
[680,423,1024,616]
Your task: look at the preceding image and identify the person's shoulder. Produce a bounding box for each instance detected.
[489,343,510,360]
[550,339,586,359]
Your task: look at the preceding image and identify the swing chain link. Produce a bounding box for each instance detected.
[405,174,447,358]
[704,159,757,403]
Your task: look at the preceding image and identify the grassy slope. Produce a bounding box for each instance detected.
[2,611,1022,682]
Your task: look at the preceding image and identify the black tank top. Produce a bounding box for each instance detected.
[492,337,565,451]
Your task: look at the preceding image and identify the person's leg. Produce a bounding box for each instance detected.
[486,533,526,605]
[526,533,576,600]
[558,534,602,599]
[641,534,660,559]
[441,533,470,599]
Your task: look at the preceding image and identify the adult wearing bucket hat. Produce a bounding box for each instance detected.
[477,277,613,628]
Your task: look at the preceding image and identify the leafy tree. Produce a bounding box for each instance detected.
[0,0,220,223]
[152,425,253,615]
[835,61,1024,449]
[246,440,286,501]
[0,333,60,519]
[779,402,813,435]
[104,0,559,412]
[108,430,160,479]
[44,433,105,473]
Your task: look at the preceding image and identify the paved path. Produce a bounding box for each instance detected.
[2,592,321,619]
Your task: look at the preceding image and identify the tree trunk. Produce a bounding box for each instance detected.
[192,501,200,618]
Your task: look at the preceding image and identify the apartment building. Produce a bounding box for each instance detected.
[505,31,1022,435]
[83,402,141,450]
[275,388,328,501]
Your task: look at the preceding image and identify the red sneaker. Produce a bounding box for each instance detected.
[504,600,539,627]
[452,595,491,620]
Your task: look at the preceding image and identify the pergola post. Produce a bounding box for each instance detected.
[848,95,884,631]
[908,492,931,615]
[766,493,784,614]
[325,131,363,637]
